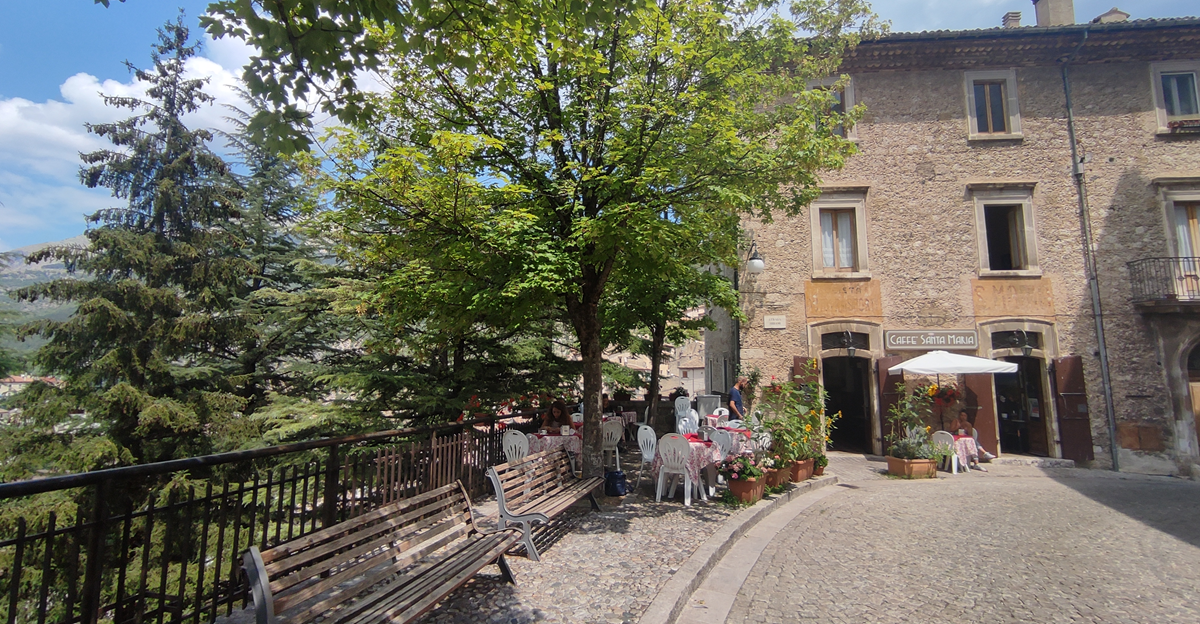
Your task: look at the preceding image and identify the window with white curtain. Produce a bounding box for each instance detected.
[1152,61,1200,132]
[809,191,869,278]
[819,209,857,270]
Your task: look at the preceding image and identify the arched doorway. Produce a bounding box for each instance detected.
[823,356,873,453]
[1187,345,1200,450]
[994,355,1052,456]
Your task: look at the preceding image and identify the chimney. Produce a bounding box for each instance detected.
[1092,8,1130,23]
[1003,12,1022,28]
[1032,0,1075,26]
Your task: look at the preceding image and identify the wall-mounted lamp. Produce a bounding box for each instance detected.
[1020,330,1034,357]
[844,330,856,358]
[746,240,765,275]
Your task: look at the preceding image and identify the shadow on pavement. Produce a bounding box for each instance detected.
[1042,468,1200,548]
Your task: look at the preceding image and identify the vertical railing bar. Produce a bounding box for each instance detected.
[272,466,287,547]
[80,483,109,624]
[155,490,177,624]
[297,463,312,537]
[65,512,83,624]
[36,512,57,624]
[135,495,156,624]
[286,465,299,542]
[223,481,246,617]
[259,470,273,549]
[172,487,196,624]
[190,483,213,624]
[207,480,230,623]
[7,518,26,624]
[113,503,134,624]
[321,447,339,530]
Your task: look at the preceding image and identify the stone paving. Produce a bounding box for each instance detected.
[416,453,736,624]
[725,454,1200,624]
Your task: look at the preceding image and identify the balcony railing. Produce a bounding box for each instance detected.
[0,416,511,624]
[1127,257,1200,304]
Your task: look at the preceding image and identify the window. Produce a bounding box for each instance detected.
[820,331,870,351]
[1152,61,1200,133]
[807,76,857,140]
[820,209,856,270]
[682,370,689,379]
[809,191,870,278]
[983,205,1026,270]
[971,186,1039,276]
[964,69,1022,139]
[1173,201,1200,257]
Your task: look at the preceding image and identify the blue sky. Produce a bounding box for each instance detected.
[0,0,1196,251]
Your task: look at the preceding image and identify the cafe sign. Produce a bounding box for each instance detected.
[885,330,978,351]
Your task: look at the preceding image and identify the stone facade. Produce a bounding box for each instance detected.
[717,16,1200,475]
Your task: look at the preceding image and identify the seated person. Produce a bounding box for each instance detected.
[952,411,997,465]
[541,400,573,430]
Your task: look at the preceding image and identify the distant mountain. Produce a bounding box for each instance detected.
[1,235,88,357]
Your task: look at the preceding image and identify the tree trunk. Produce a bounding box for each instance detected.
[646,320,666,430]
[576,319,605,477]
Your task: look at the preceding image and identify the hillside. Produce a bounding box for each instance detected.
[1,235,88,358]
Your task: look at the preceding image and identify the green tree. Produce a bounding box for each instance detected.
[207,0,880,475]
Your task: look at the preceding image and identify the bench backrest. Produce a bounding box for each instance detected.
[489,448,575,514]
[247,482,476,624]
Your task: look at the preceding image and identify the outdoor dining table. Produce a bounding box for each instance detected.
[718,427,753,455]
[952,434,980,469]
[528,431,583,455]
[651,434,723,501]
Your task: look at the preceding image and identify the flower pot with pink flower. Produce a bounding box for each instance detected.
[718,455,765,503]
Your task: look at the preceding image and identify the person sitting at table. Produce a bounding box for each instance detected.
[541,400,573,430]
[952,411,997,463]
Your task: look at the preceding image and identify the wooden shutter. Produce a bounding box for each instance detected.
[1053,355,1095,462]
[793,356,820,385]
[963,374,1000,456]
[876,356,903,450]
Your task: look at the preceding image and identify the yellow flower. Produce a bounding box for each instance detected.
[805,424,813,432]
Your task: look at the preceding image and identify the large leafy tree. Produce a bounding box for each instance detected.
[206,0,879,475]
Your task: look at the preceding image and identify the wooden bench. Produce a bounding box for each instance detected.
[486,448,604,561]
[241,482,526,624]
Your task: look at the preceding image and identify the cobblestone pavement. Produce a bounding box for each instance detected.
[416,452,736,624]
[725,455,1200,624]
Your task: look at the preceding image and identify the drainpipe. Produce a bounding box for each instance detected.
[1060,28,1120,471]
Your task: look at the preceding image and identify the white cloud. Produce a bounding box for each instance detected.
[0,35,249,250]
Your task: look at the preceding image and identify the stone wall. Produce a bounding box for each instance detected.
[738,58,1200,474]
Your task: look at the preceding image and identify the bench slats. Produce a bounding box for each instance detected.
[486,448,601,562]
[245,481,525,624]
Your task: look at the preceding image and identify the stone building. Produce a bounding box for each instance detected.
[712,0,1200,475]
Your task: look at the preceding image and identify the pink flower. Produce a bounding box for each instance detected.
[732,472,739,480]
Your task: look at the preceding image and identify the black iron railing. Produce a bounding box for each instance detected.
[1127,257,1200,303]
[0,417,509,624]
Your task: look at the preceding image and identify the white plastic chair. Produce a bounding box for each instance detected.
[676,412,699,435]
[932,430,961,474]
[713,407,730,428]
[570,412,583,424]
[633,424,657,492]
[656,433,695,506]
[752,431,772,452]
[602,419,625,470]
[674,396,691,420]
[708,428,734,459]
[725,419,744,430]
[502,429,529,464]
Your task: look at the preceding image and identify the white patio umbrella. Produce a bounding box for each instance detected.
[887,350,1017,375]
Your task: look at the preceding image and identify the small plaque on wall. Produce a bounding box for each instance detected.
[764,315,787,329]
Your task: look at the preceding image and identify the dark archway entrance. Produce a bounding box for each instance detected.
[1187,345,1200,452]
[823,356,873,453]
[995,356,1051,456]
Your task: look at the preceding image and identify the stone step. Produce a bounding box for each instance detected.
[990,456,1075,468]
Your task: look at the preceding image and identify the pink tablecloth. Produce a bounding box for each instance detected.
[953,436,979,468]
[528,433,582,455]
[650,440,723,484]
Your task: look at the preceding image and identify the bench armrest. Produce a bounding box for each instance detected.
[243,546,278,624]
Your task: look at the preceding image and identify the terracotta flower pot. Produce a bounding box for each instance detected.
[886,456,937,478]
[765,468,788,487]
[813,465,825,476]
[789,459,814,482]
[727,477,763,503]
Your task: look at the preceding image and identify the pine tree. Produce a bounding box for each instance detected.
[14,15,248,466]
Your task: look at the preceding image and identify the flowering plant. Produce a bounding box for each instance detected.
[885,386,949,460]
[758,454,784,470]
[926,383,960,406]
[716,455,764,481]
[758,360,827,462]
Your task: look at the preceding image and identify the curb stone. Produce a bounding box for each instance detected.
[637,474,839,624]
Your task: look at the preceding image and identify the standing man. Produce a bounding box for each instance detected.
[729,377,747,419]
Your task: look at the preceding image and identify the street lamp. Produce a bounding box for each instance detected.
[746,240,765,275]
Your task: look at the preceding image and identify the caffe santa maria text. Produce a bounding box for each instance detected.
[884,330,978,351]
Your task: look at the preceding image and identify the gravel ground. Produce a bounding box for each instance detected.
[416,455,736,624]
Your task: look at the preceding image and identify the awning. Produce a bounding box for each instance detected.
[887,350,1018,375]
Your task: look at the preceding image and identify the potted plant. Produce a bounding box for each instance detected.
[884,384,951,478]
[761,454,789,487]
[757,362,825,482]
[813,454,828,476]
[717,455,765,503]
